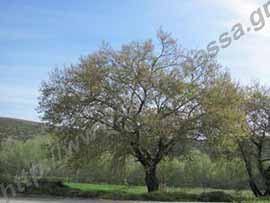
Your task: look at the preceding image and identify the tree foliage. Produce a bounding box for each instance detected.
[38,30,244,192]
[239,85,270,196]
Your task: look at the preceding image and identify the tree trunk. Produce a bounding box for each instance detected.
[144,164,159,192]
[265,181,270,196]
[238,142,263,196]
[262,166,270,196]
[249,179,262,197]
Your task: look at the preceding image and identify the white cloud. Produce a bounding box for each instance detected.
[199,0,270,85]
[217,0,259,17]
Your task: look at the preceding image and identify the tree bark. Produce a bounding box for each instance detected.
[144,164,159,192]
[249,179,262,197]
[264,181,270,196]
[238,142,263,197]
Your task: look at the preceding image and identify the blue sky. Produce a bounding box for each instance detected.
[1,0,270,121]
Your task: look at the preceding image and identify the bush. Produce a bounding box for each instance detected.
[198,191,233,202]
[95,191,199,202]
[142,192,199,202]
[0,136,49,183]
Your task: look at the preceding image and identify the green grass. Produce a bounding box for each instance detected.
[64,182,256,202]
[240,199,270,203]
[34,182,268,202]
[65,182,146,194]
[65,182,251,195]
[63,183,270,203]
[63,183,270,202]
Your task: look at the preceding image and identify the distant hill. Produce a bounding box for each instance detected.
[0,117,46,141]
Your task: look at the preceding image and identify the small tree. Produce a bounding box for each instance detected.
[38,31,243,192]
[239,85,270,196]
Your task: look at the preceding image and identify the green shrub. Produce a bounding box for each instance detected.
[198,191,233,202]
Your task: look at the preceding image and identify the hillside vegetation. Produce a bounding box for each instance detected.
[0,117,45,141]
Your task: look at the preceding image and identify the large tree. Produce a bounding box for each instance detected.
[38,31,243,192]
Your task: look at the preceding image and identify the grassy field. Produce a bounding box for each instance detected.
[65,183,146,194]
[65,182,251,195]
[63,183,270,202]
[65,183,258,202]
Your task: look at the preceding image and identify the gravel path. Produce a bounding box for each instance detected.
[0,198,202,203]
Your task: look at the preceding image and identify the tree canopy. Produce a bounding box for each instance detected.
[38,31,244,192]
